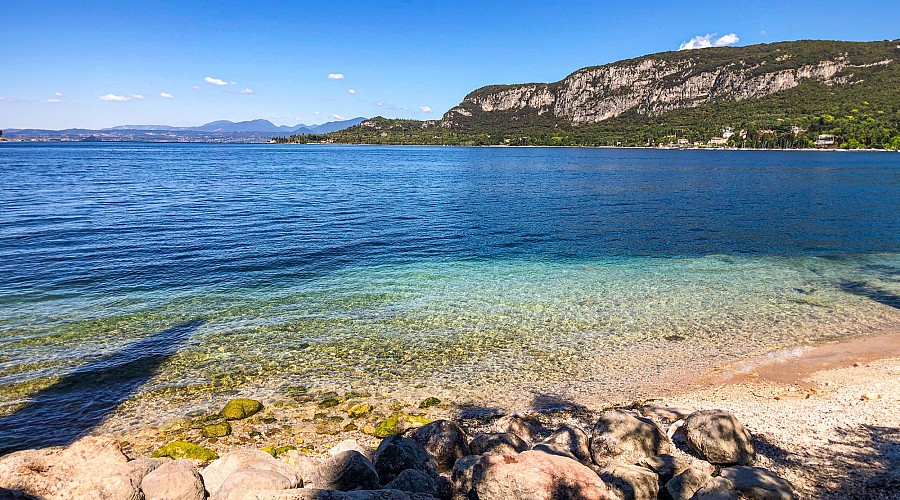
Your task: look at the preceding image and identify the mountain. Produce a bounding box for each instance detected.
[283,39,900,149]
[2,118,367,142]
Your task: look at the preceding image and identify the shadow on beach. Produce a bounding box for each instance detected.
[0,320,201,456]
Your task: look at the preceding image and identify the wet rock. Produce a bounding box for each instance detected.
[683,410,755,465]
[533,424,591,464]
[373,434,436,485]
[666,467,713,500]
[329,439,375,462]
[308,450,380,491]
[410,420,471,473]
[215,469,293,500]
[419,397,441,409]
[140,459,205,500]
[590,410,671,466]
[0,435,128,499]
[599,461,659,500]
[385,468,439,496]
[469,432,528,456]
[201,449,301,494]
[202,421,233,438]
[450,456,480,500]
[491,415,543,444]
[222,398,264,420]
[348,403,374,418]
[375,415,407,438]
[719,466,795,499]
[470,450,612,500]
[152,440,219,461]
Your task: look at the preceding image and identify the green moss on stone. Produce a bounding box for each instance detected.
[261,445,295,457]
[318,397,342,409]
[221,398,263,420]
[151,441,218,461]
[348,403,373,418]
[375,415,403,438]
[418,397,441,409]
[201,421,232,438]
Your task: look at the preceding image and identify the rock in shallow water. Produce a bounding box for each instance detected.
[590,410,671,467]
[222,398,264,420]
[152,441,219,461]
[682,410,755,465]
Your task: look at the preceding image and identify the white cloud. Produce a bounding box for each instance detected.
[42,98,62,103]
[328,73,345,80]
[332,114,346,120]
[239,88,254,94]
[679,33,740,50]
[313,111,321,115]
[99,93,132,102]
[132,94,145,100]
[160,92,174,99]
[347,89,356,94]
[376,101,383,107]
[204,76,228,86]
[55,92,63,97]
[230,81,237,85]
[192,85,201,90]
[420,106,432,113]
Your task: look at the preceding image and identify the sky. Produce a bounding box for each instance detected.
[1,1,897,130]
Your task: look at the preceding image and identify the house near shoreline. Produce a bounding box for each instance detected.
[708,137,729,146]
[815,134,836,147]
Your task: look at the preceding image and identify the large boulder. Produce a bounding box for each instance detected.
[719,466,795,499]
[491,415,544,444]
[598,462,659,500]
[683,410,755,465]
[666,467,713,500]
[140,459,205,500]
[245,489,436,499]
[410,420,471,473]
[470,450,613,500]
[0,436,128,499]
[373,435,436,485]
[638,453,714,492]
[533,424,591,464]
[215,469,293,500]
[72,457,168,500]
[329,439,375,462]
[590,410,671,466]
[201,449,301,494]
[384,468,440,496]
[469,433,528,456]
[307,450,380,491]
[450,456,480,500]
[221,398,264,420]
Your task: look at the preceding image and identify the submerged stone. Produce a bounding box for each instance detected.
[349,403,374,418]
[419,397,441,409]
[151,440,218,461]
[221,398,263,420]
[201,421,232,438]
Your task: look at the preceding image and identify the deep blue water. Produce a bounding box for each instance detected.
[1,143,899,445]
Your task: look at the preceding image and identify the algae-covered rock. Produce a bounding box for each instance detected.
[349,403,373,418]
[201,421,232,438]
[419,397,441,409]
[375,415,405,438]
[261,445,297,458]
[151,441,218,461]
[407,415,432,427]
[319,397,343,409]
[221,398,263,420]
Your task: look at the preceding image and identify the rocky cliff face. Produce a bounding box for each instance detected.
[443,40,897,129]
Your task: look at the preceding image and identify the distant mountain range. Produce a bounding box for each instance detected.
[1,117,367,142]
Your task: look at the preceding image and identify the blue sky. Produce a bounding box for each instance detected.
[1,1,897,129]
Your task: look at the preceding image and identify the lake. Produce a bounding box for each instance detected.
[1,143,899,446]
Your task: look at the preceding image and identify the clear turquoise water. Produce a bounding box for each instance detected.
[0,143,898,444]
